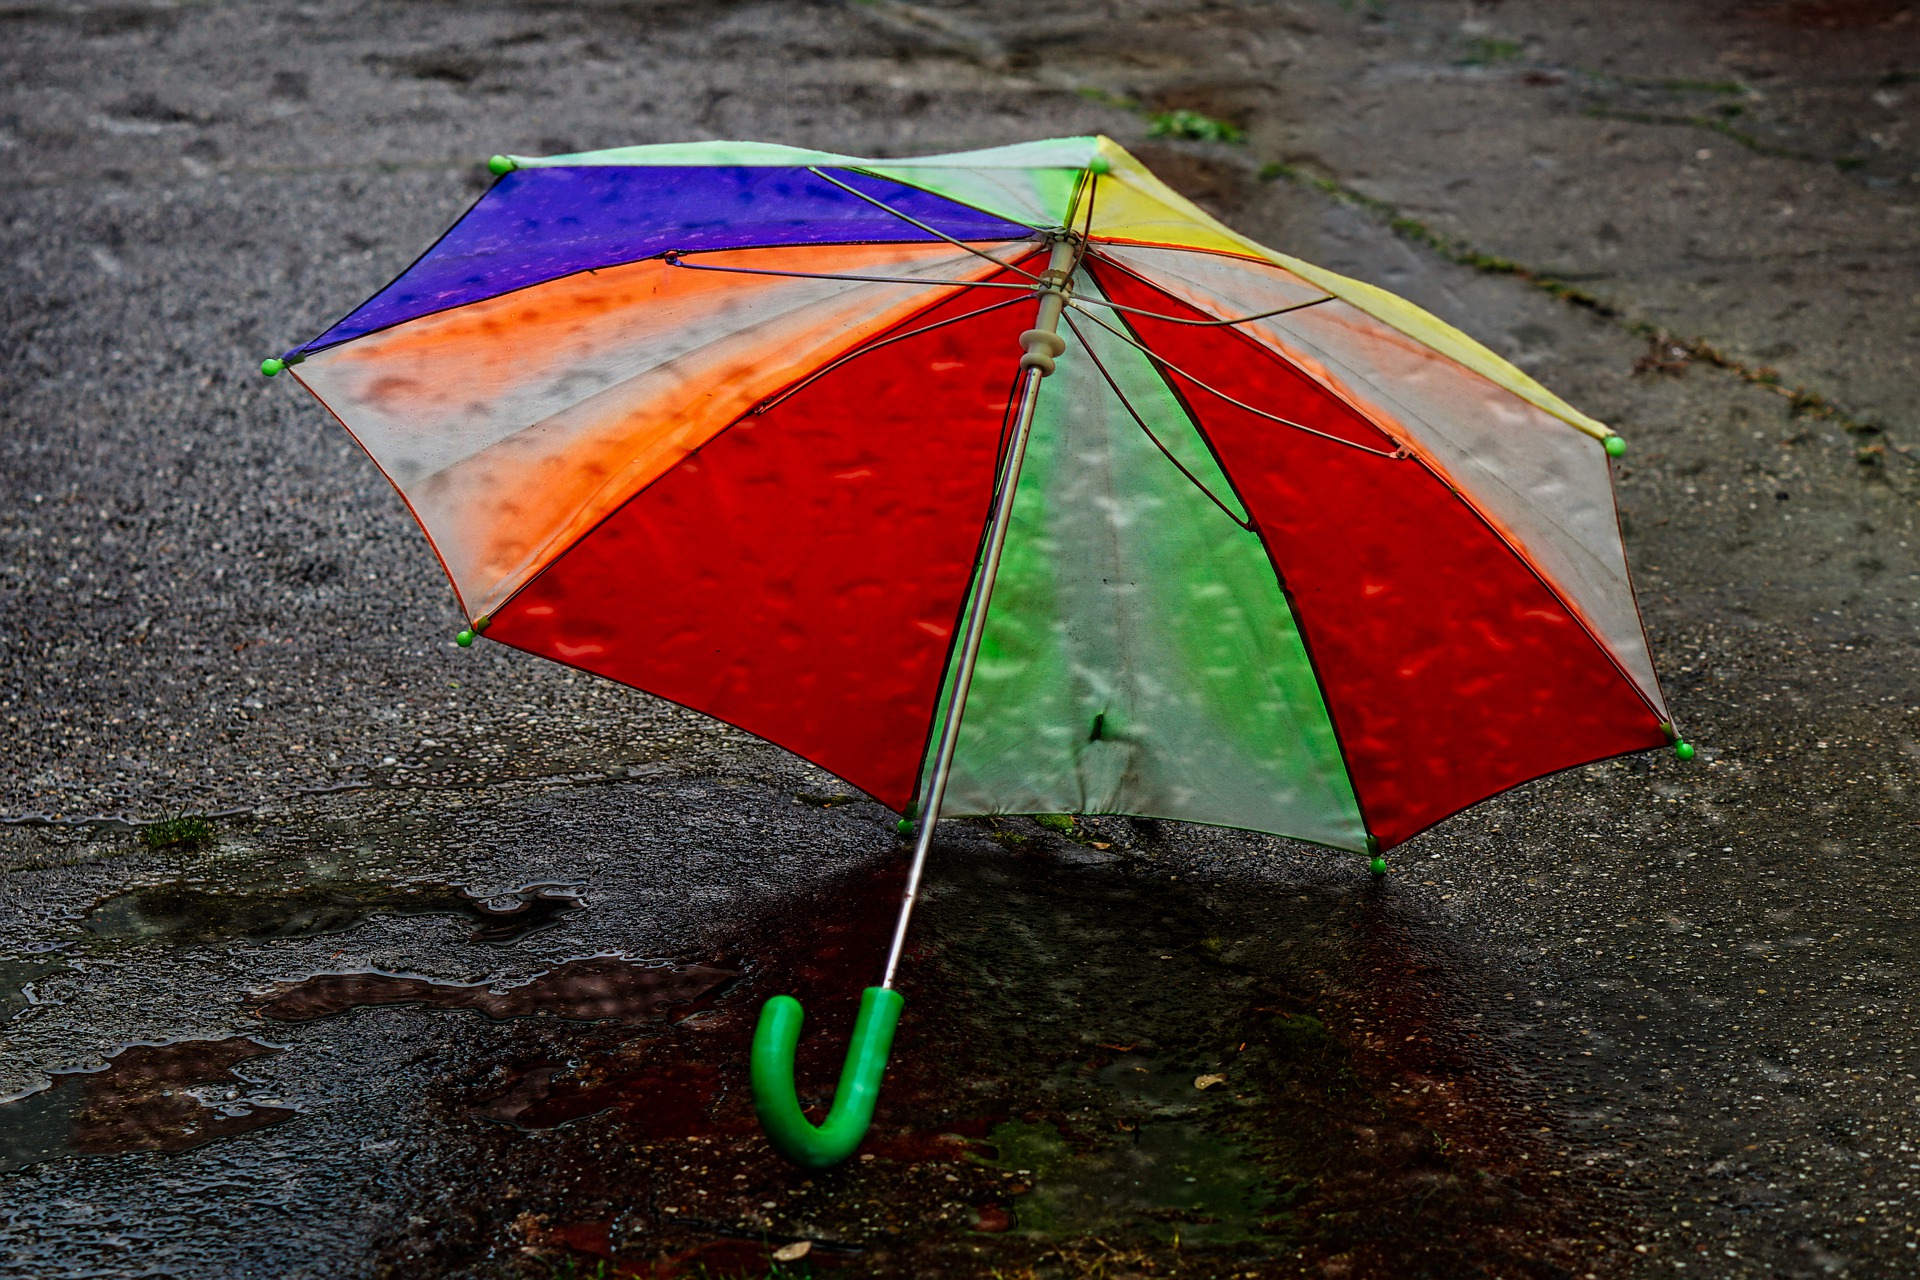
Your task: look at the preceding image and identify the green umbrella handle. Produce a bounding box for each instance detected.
[750,986,903,1167]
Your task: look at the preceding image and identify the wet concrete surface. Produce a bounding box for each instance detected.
[3,1,1919,1276]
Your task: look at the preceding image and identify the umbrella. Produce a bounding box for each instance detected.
[263,135,1685,1167]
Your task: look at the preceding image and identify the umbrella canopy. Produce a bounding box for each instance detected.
[273,135,1672,856]
[270,134,1686,1166]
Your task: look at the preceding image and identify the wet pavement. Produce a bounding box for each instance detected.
[4,1,1919,1277]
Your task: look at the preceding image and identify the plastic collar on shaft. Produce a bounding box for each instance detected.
[1019,328,1067,376]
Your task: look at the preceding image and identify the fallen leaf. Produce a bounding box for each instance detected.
[972,1204,1013,1233]
[773,1240,812,1262]
[1194,1073,1227,1090]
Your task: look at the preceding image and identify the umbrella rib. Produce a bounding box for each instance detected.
[1067,305,1408,460]
[1063,311,1254,531]
[661,252,1035,291]
[806,166,1048,281]
[751,294,1032,415]
[1075,164,1099,242]
[1072,290,1338,327]
[1080,247,1338,325]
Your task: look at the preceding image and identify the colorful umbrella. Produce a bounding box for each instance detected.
[265,135,1684,1166]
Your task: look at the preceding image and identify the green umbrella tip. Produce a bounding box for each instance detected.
[894,817,914,838]
[455,628,476,647]
[260,357,285,377]
[1087,156,1111,175]
[1674,740,1695,761]
[487,154,515,177]
[1368,855,1388,876]
[1604,435,1626,458]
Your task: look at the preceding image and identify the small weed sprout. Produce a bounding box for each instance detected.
[1145,109,1245,144]
[1076,85,1139,111]
[1459,37,1524,65]
[139,816,215,851]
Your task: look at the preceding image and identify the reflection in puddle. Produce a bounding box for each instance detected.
[253,957,738,1026]
[0,1037,293,1173]
[369,842,1592,1278]
[84,880,584,946]
[971,1045,1285,1244]
[475,1044,724,1134]
[985,1117,1272,1243]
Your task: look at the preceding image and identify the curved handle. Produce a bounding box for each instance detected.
[751,986,903,1168]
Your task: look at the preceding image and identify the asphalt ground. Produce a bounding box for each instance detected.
[2,2,1918,1277]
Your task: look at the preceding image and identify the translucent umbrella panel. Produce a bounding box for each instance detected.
[927,268,1368,852]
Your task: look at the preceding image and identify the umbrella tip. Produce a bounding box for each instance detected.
[1604,434,1626,458]
[260,357,284,378]
[1087,156,1111,175]
[1368,855,1388,876]
[455,629,475,647]
[894,817,914,837]
[1674,740,1695,761]
[487,154,515,177]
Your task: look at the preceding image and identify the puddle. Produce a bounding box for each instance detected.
[7,812,1576,1275]
[83,879,585,946]
[0,1037,293,1173]
[252,956,738,1026]
[359,839,1589,1277]
[0,955,67,1024]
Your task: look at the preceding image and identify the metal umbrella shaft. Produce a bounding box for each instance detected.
[880,233,1080,989]
[749,234,1080,1169]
